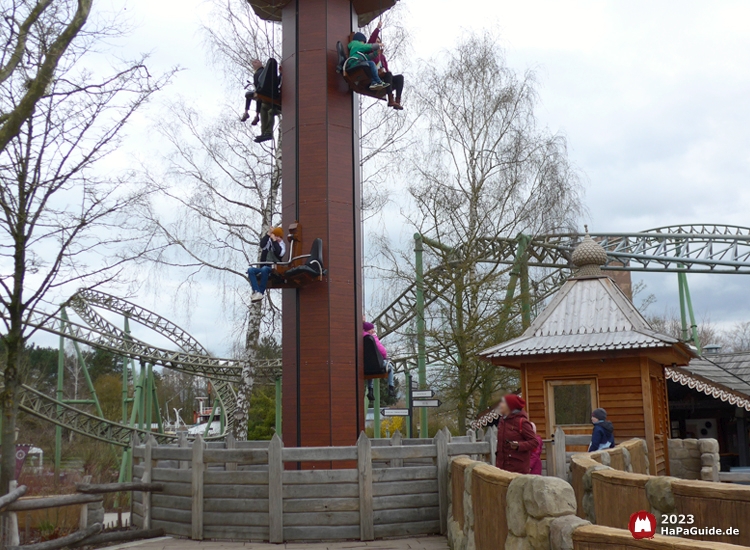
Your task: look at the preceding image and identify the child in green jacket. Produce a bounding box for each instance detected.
[347,32,389,91]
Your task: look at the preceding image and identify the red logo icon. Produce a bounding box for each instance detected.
[629,511,656,539]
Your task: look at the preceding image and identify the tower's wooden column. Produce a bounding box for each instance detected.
[281,0,363,457]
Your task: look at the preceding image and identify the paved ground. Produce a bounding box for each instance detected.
[109,536,449,550]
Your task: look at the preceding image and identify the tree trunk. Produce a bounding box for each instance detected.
[232,302,262,441]
[232,129,283,442]
[1,237,25,493]
[0,338,20,494]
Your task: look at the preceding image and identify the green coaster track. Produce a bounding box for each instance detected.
[6,225,750,451]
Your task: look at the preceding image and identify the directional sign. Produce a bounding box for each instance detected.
[381,408,410,417]
[412,399,441,408]
[412,390,435,399]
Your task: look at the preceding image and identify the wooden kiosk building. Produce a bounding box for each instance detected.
[480,233,696,475]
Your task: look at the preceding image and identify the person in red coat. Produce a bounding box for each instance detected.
[489,394,539,474]
[528,422,544,475]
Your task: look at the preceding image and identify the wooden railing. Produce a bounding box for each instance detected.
[0,481,164,550]
[132,430,491,543]
[547,427,592,479]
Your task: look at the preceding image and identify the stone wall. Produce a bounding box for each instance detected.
[568,438,649,522]
[506,475,581,550]
[450,444,750,549]
[668,438,720,482]
[447,456,589,550]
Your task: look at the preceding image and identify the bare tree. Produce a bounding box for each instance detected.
[647,311,722,351]
[0,0,92,153]
[723,321,750,353]
[139,0,283,441]
[376,32,583,432]
[0,8,173,491]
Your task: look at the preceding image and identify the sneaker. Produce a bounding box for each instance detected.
[376,81,391,89]
[251,292,264,302]
[254,133,273,143]
[240,112,250,122]
[367,387,375,403]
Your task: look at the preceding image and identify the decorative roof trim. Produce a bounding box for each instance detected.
[666,366,750,412]
[470,410,499,430]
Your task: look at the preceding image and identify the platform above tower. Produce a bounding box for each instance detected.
[246,0,398,26]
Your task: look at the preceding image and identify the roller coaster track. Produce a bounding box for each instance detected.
[12,290,280,446]
[374,225,750,339]
[68,291,239,437]
[18,385,176,447]
[14,225,750,446]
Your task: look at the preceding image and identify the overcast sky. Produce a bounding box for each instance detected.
[31,0,750,353]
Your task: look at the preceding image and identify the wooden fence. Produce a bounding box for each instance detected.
[546,427,593,479]
[131,430,492,543]
[0,482,163,550]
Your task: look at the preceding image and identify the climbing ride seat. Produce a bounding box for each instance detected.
[336,40,389,101]
[284,238,325,283]
[363,334,388,380]
[251,223,326,290]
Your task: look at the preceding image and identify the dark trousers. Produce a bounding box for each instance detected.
[382,72,404,101]
[260,102,280,136]
[244,91,261,114]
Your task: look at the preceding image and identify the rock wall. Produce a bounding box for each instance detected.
[668,438,720,482]
[569,438,649,522]
[447,456,589,550]
[506,475,581,550]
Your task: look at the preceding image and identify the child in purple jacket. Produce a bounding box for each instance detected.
[363,322,396,402]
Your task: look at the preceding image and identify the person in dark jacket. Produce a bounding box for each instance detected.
[241,59,264,124]
[254,58,282,143]
[489,394,539,474]
[588,408,615,452]
[247,227,286,302]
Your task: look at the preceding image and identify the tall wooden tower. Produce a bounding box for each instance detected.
[246,0,398,455]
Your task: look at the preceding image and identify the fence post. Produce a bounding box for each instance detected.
[268,434,284,543]
[358,432,374,541]
[225,433,236,472]
[178,431,188,470]
[468,429,477,460]
[191,434,204,541]
[544,440,554,476]
[390,431,403,468]
[554,426,567,480]
[142,435,155,529]
[483,427,495,466]
[435,428,449,535]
